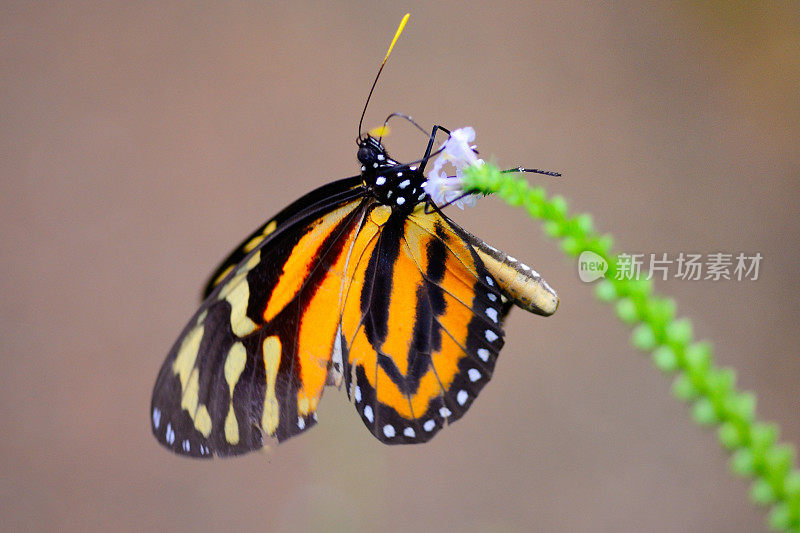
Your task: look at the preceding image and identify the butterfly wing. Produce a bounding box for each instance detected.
[339,206,508,443]
[202,176,364,299]
[151,177,369,458]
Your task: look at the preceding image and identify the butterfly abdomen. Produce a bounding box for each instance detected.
[462,229,559,317]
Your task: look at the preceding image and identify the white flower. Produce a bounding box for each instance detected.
[423,127,484,209]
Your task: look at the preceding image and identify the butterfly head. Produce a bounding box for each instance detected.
[357,135,428,211]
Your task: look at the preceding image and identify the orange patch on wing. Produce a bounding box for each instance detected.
[407,214,479,286]
[409,212,476,263]
[378,248,424,376]
[429,329,464,390]
[372,365,444,419]
[374,366,409,416]
[295,216,363,414]
[263,202,359,323]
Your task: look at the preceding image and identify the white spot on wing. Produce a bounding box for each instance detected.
[486,308,498,323]
[485,276,494,286]
[354,386,362,403]
[399,179,410,189]
[165,423,175,445]
[403,427,416,438]
[297,416,305,430]
[182,439,190,452]
[396,197,405,205]
[423,419,435,432]
[439,407,452,418]
[457,390,468,405]
[152,407,161,429]
[468,368,481,382]
[485,330,499,342]
[383,424,396,438]
[477,348,490,362]
[364,405,374,423]
[487,293,497,302]
[375,176,386,185]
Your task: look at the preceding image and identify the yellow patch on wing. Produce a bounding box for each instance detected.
[262,219,278,236]
[263,202,360,323]
[208,220,279,293]
[224,278,257,337]
[211,250,262,339]
[178,366,214,438]
[172,324,204,389]
[211,264,234,289]
[217,250,261,301]
[194,405,212,437]
[180,368,200,414]
[241,220,278,253]
[261,335,282,435]
[224,406,239,444]
[370,205,391,226]
[243,234,265,254]
[223,342,247,444]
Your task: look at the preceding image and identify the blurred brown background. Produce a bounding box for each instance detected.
[2,2,798,531]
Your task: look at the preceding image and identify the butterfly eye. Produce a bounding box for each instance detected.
[357,146,372,165]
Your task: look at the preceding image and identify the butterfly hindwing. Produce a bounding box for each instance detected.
[340,206,507,443]
[152,178,368,457]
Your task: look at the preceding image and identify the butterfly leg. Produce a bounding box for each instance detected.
[419,124,451,173]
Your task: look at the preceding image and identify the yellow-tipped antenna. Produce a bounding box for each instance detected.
[358,13,410,139]
[383,13,409,63]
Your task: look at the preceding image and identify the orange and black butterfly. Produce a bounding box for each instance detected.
[151,15,558,458]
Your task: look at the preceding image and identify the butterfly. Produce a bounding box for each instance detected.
[150,15,558,458]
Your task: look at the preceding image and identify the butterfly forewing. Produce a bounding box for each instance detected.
[152,179,368,457]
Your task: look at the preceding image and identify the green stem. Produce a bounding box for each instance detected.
[462,163,800,532]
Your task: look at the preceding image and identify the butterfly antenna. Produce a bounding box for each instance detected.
[503,167,562,177]
[357,13,410,140]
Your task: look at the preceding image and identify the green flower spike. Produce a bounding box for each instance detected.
[461,161,800,533]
